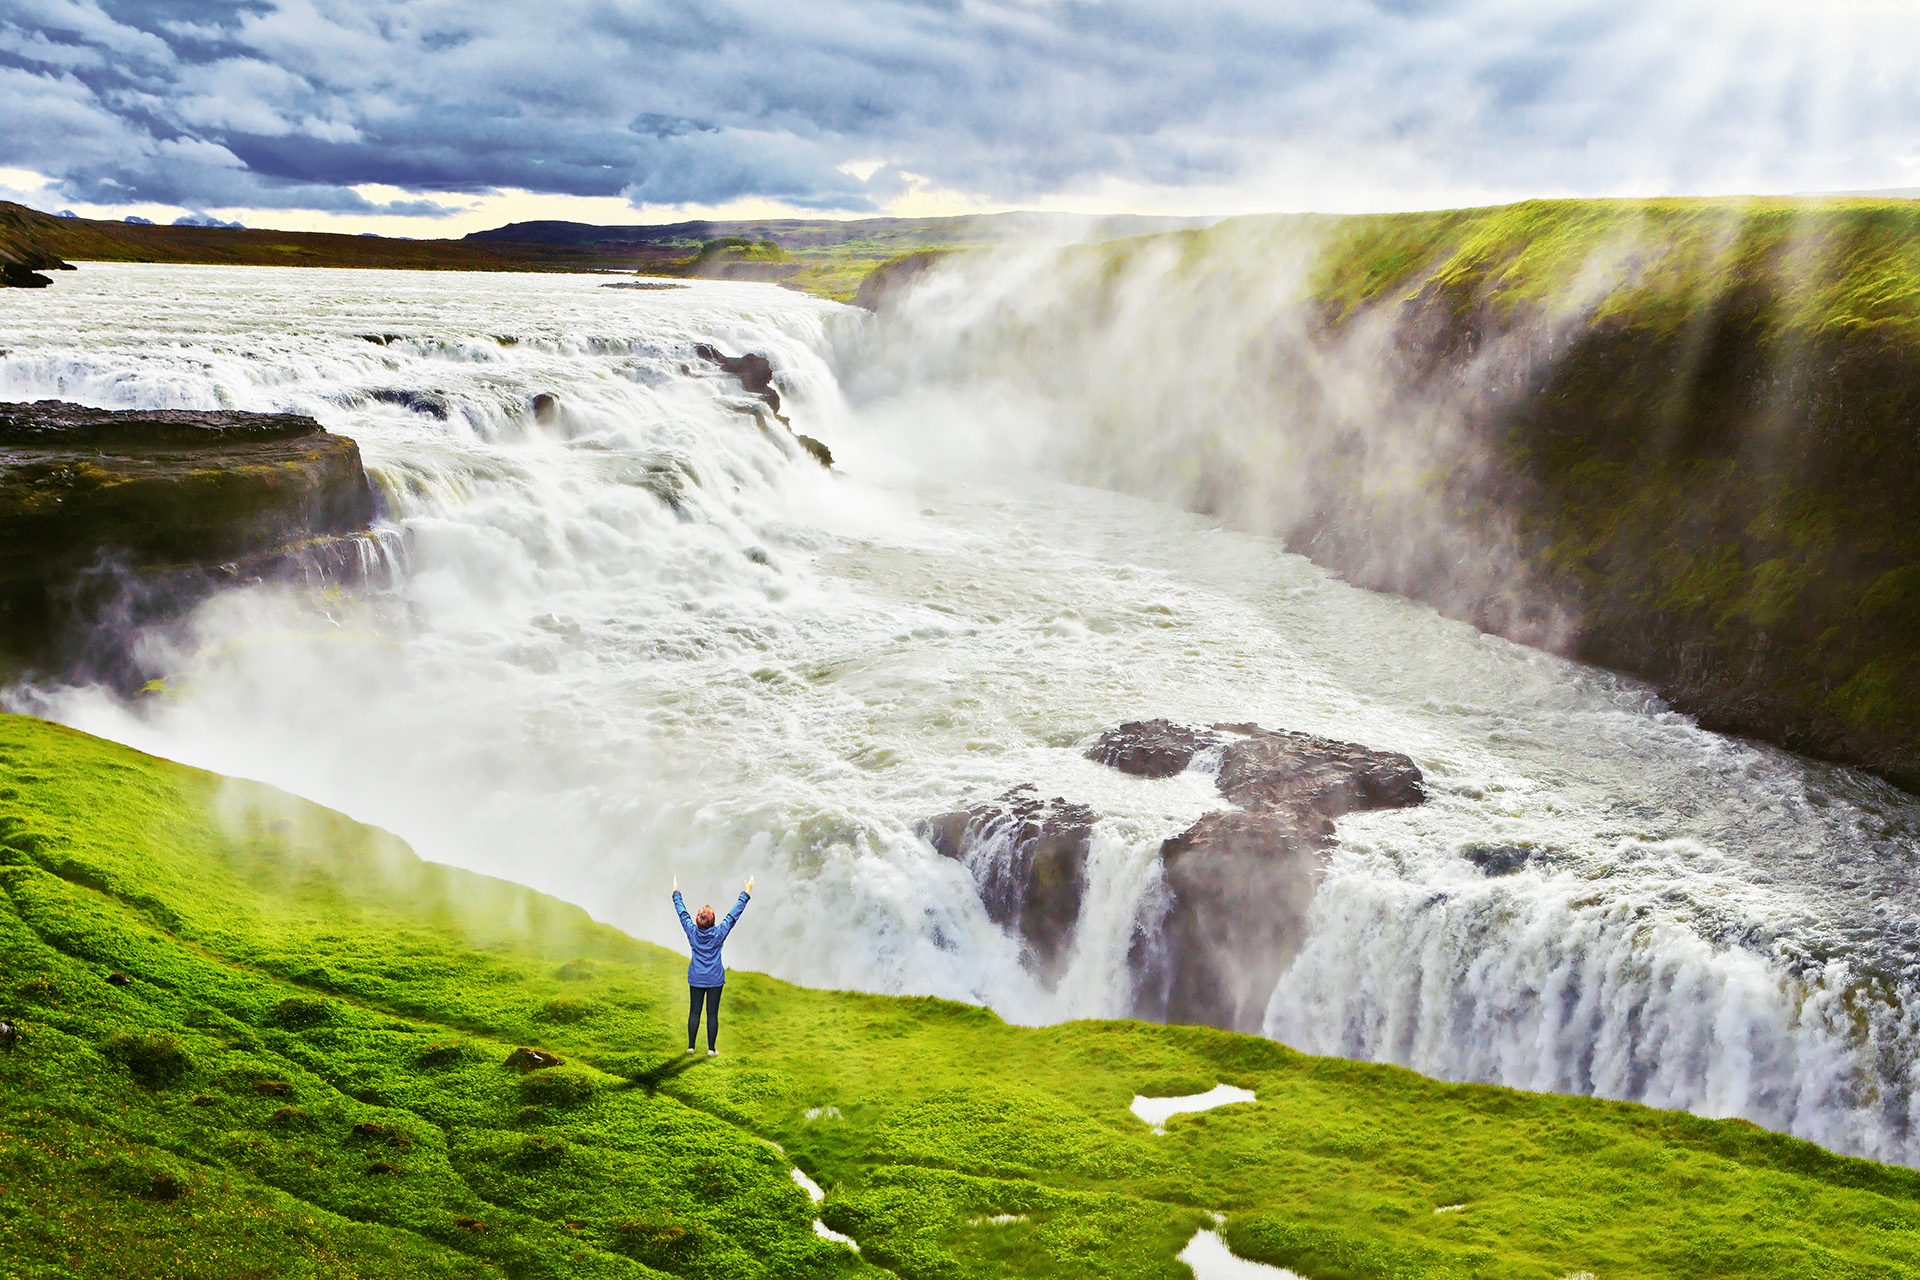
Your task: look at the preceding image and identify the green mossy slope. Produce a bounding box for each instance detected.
[1310,201,1920,787]
[2,712,1919,1278]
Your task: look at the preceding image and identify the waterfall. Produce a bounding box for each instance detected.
[4,259,1919,1164]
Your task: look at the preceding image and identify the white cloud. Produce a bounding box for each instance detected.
[5,0,1920,226]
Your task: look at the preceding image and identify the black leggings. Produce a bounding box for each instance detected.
[688,985,723,1050]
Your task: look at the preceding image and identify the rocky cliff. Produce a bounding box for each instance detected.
[1292,200,1920,789]
[0,401,378,676]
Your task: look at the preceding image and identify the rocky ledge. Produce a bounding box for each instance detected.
[1099,720,1422,1031]
[923,718,1423,1032]
[0,401,378,674]
[920,787,1096,981]
[693,344,833,468]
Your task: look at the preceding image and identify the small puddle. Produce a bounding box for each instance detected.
[791,1168,858,1251]
[1130,1084,1257,1134]
[814,1220,860,1250]
[1179,1229,1304,1279]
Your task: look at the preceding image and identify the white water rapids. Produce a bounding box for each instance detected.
[3,262,1918,1165]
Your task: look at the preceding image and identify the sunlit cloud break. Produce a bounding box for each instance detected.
[5,0,1920,228]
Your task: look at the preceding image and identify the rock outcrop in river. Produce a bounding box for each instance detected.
[0,401,378,675]
[693,344,833,468]
[1090,721,1424,1031]
[920,787,1096,982]
[925,719,1424,1029]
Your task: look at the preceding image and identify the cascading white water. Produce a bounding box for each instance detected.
[4,260,1919,1165]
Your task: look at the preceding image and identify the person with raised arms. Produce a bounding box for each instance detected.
[673,874,753,1056]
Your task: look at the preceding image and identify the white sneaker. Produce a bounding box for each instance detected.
[685,1047,695,1055]
[707,1049,718,1056]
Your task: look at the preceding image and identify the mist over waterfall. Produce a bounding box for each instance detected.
[5,259,1920,1166]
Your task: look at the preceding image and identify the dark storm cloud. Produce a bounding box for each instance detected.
[3,0,1919,217]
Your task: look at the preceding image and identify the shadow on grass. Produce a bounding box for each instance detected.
[620,1052,705,1093]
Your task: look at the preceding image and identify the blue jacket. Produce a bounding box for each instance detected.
[675,889,749,987]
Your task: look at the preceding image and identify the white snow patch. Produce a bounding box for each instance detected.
[1130,1084,1257,1134]
[791,1168,825,1203]
[968,1213,1028,1226]
[1434,1203,1467,1214]
[1178,1229,1304,1279]
[805,1105,844,1121]
[814,1220,859,1250]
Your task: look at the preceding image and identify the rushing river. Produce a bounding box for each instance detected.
[3,262,1918,1165]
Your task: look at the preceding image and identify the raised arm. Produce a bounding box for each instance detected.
[672,887,696,943]
[715,883,751,941]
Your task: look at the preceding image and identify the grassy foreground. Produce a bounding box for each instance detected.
[1,713,1917,1279]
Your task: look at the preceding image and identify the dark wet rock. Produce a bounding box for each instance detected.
[530,392,559,425]
[693,344,781,415]
[503,1046,564,1073]
[1084,719,1217,778]
[1214,726,1425,817]
[366,388,450,419]
[105,972,131,987]
[1088,719,1427,1032]
[795,434,833,468]
[1132,809,1330,1031]
[601,280,687,290]
[0,401,378,678]
[921,786,1096,979]
[1,263,52,288]
[1463,844,1533,876]
[0,1021,17,1051]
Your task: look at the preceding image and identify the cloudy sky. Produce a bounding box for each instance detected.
[5,0,1920,234]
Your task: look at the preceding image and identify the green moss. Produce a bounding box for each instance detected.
[1,712,1918,1278]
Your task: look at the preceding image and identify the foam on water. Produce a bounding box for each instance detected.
[4,262,1920,1164]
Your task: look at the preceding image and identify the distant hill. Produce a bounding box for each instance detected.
[0,201,673,277]
[464,211,1216,249]
[0,201,1217,302]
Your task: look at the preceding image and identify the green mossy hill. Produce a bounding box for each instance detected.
[1300,199,1920,788]
[3,713,1919,1278]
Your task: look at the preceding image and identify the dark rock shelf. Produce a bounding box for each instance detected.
[0,400,379,675]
